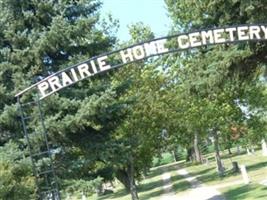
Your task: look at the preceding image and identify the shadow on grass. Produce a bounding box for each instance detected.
[98,166,165,200]
[139,188,164,200]
[155,161,180,172]
[180,162,242,185]
[189,167,214,177]
[246,161,267,171]
[220,151,247,159]
[178,157,267,188]
[137,165,171,199]
[190,167,241,184]
[99,157,267,200]
[137,162,190,199]
[171,174,191,194]
[192,160,267,185]
[97,188,129,200]
[223,184,267,200]
[138,177,163,192]
[207,195,226,200]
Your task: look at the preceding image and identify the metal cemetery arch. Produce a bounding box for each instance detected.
[15,24,267,199]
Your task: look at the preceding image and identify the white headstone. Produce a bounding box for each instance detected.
[237,145,241,154]
[262,139,267,156]
[82,194,87,200]
[246,148,252,155]
[240,165,250,184]
[65,194,70,200]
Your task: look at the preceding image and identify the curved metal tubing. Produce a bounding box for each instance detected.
[15,24,267,100]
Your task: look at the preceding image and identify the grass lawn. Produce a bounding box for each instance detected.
[222,184,267,200]
[167,162,191,196]
[184,150,267,186]
[88,149,267,200]
[182,149,267,199]
[91,164,167,200]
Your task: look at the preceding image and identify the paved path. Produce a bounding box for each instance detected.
[177,169,225,200]
[212,180,243,189]
[260,179,267,186]
[160,171,176,200]
[160,167,226,200]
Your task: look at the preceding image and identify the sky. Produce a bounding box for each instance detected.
[101,0,172,41]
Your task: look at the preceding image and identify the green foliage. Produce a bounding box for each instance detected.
[115,24,171,163]
[0,0,120,196]
[165,0,267,29]
[0,0,267,199]
[164,0,267,151]
[152,152,174,167]
[62,176,103,197]
[0,141,35,200]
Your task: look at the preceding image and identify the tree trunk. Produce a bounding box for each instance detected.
[127,157,139,200]
[194,132,202,163]
[214,130,224,176]
[143,166,149,177]
[116,169,130,192]
[228,147,232,155]
[173,149,179,162]
[116,162,139,200]
[186,147,193,162]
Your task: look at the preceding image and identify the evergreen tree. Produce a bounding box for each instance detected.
[0,0,119,198]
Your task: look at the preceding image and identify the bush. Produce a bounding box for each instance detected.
[62,176,103,198]
[152,152,174,167]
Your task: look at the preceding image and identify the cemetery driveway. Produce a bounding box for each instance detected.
[160,171,176,200]
[160,167,225,200]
